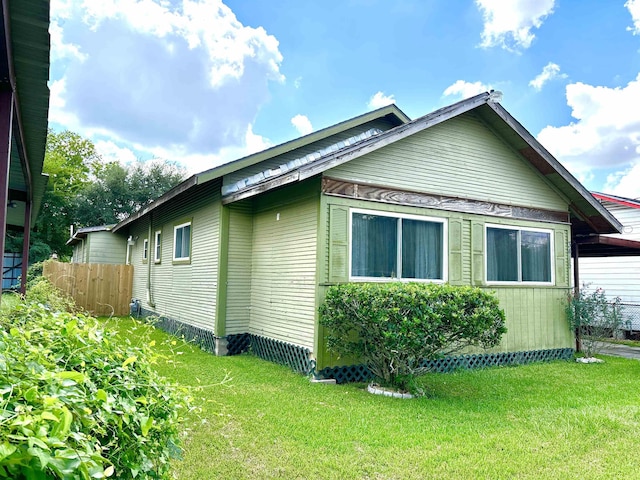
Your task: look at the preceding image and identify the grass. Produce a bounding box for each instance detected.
[105,317,640,480]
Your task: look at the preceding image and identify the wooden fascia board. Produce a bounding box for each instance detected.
[112,175,198,232]
[197,104,411,185]
[485,102,622,234]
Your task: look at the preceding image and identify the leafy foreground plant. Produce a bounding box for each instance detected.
[566,285,626,358]
[0,302,195,479]
[320,283,506,393]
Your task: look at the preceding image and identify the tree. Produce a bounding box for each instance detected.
[27,130,99,261]
[20,130,186,262]
[73,160,186,227]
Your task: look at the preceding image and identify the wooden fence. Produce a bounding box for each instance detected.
[43,261,133,316]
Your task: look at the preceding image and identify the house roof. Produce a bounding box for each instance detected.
[113,104,409,232]
[592,192,640,210]
[2,0,51,228]
[114,92,622,237]
[66,224,116,246]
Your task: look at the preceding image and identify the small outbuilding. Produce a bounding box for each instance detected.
[67,225,127,265]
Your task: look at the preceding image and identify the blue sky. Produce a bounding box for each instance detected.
[50,0,640,197]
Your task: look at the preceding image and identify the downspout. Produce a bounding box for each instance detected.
[147,213,156,308]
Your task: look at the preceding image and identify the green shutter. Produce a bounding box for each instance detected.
[555,229,569,287]
[471,221,485,286]
[329,205,349,283]
[448,218,463,285]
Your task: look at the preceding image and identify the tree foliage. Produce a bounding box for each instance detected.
[73,160,186,227]
[16,130,187,262]
[319,283,507,392]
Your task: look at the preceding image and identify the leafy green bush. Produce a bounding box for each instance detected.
[23,275,77,314]
[319,283,507,391]
[566,286,626,358]
[0,301,194,479]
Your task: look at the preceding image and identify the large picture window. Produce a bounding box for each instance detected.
[173,221,191,262]
[350,209,445,281]
[486,225,553,284]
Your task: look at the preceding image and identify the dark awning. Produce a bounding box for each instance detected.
[573,235,640,257]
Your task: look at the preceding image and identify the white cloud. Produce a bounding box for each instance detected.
[442,80,491,99]
[49,0,284,172]
[367,91,396,110]
[293,76,303,89]
[529,62,567,91]
[627,0,640,34]
[537,74,640,177]
[605,162,640,198]
[94,140,138,165]
[476,0,555,51]
[291,114,313,135]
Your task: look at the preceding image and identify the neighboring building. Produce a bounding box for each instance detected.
[112,92,621,379]
[578,192,640,330]
[67,225,127,265]
[0,1,51,296]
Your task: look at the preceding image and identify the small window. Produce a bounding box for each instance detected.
[154,230,162,263]
[486,225,553,284]
[142,238,149,262]
[350,209,446,281]
[173,221,191,262]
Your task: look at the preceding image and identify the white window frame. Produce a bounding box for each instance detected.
[142,238,149,261]
[173,221,192,262]
[348,208,448,283]
[154,230,162,263]
[484,224,555,286]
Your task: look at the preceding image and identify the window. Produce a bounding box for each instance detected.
[486,225,553,284]
[350,209,446,281]
[154,230,162,263]
[173,221,191,261]
[142,238,149,262]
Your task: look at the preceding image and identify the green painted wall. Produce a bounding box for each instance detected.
[316,194,573,369]
[129,181,221,332]
[327,112,569,212]
[86,231,127,264]
[248,179,320,350]
[225,200,253,335]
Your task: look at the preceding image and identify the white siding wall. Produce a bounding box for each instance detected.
[579,200,640,303]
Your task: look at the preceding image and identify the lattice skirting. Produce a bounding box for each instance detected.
[315,348,574,384]
[249,335,313,374]
[138,307,219,354]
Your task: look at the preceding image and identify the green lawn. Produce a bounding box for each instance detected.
[107,318,640,480]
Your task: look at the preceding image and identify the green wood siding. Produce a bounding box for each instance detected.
[86,232,127,264]
[327,112,568,212]
[223,119,399,188]
[316,195,573,368]
[129,182,221,332]
[490,287,572,351]
[225,201,253,335]
[249,180,320,350]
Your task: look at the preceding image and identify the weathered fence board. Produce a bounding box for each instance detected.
[43,261,133,316]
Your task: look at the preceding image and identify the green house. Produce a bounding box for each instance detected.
[113,92,621,379]
[67,225,127,264]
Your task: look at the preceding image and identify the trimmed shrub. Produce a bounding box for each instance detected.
[319,283,507,391]
[566,286,626,358]
[0,301,194,479]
